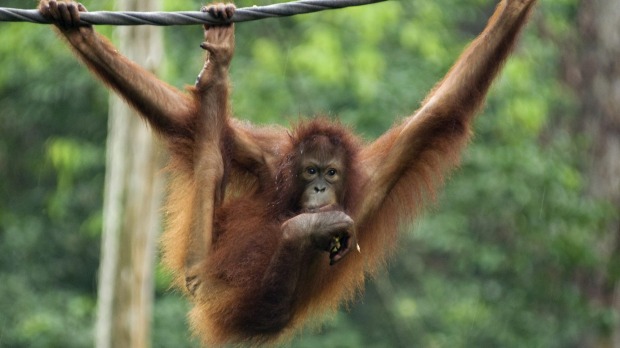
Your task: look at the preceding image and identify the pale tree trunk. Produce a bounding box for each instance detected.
[95,0,164,347]
[567,0,620,346]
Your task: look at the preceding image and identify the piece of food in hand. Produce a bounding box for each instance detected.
[330,236,341,253]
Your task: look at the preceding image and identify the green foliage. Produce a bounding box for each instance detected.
[0,2,107,346]
[46,137,103,221]
[0,0,615,347]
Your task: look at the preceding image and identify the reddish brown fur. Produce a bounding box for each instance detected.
[39,0,538,346]
[180,118,367,345]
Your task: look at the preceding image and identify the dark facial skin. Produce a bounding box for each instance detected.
[292,142,352,264]
[298,138,346,213]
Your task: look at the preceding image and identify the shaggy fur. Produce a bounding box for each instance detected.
[39,0,538,345]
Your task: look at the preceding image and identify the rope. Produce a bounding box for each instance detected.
[0,0,387,26]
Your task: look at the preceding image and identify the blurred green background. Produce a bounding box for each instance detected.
[1,0,619,347]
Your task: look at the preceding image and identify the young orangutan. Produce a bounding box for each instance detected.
[39,0,538,345]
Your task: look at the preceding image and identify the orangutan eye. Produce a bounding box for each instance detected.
[327,169,337,176]
[306,167,317,175]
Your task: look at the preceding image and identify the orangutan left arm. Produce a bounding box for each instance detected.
[356,0,537,223]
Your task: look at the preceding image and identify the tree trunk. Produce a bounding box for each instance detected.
[568,0,620,345]
[95,0,164,347]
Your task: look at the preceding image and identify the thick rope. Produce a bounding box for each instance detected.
[0,0,386,26]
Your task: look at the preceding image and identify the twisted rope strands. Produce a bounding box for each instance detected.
[0,0,387,26]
